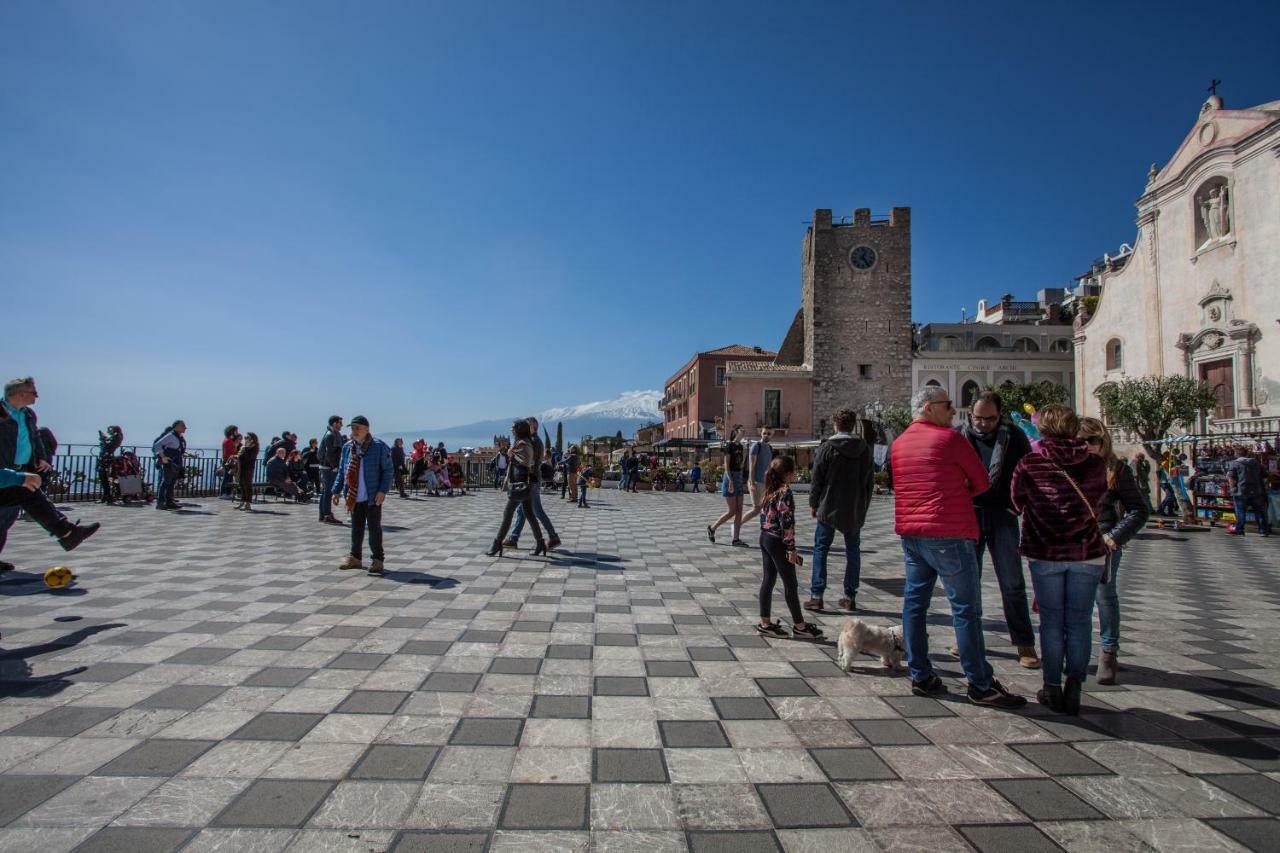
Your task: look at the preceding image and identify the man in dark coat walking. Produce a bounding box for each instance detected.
[804,408,874,612]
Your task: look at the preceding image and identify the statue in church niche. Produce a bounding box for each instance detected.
[1199,184,1230,244]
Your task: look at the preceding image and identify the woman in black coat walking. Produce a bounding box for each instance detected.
[486,420,545,557]
[235,433,259,511]
[391,438,409,499]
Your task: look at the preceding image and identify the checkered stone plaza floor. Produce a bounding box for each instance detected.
[0,488,1278,852]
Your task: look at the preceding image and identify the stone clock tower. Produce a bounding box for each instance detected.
[801,207,913,431]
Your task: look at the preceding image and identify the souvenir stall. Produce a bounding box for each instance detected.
[1159,432,1279,527]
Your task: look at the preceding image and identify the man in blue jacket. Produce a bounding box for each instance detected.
[331,415,393,575]
[1,376,55,572]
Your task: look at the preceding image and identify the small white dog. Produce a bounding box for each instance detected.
[836,618,905,672]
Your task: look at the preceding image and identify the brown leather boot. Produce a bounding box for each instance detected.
[1097,649,1118,685]
[1017,645,1041,669]
[803,598,823,612]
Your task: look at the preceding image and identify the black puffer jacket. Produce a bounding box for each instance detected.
[1099,462,1149,548]
[808,433,874,535]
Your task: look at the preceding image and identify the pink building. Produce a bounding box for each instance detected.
[661,345,776,441]
[722,362,814,440]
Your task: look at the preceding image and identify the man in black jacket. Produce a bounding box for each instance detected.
[803,408,874,613]
[318,415,345,524]
[959,391,1038,669]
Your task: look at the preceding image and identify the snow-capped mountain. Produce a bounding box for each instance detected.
[539,390,661,422]
[388,391,662,450]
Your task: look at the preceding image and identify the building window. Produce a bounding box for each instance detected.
[1050,338,1071,353]
[858,364,873,380]
[975,336,1001,352]
[938,335,962,352]
[1105,338,1123,371]
[961,380,981,408]
[1012,337,1040,352]
[715,366,726,386]
[763,390,781,429]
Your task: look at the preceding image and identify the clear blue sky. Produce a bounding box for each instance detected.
[3,1,1278,447]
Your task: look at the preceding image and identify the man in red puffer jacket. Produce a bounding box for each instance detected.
[890,386,1026,709]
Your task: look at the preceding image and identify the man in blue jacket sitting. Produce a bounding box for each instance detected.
[331,415,393,575]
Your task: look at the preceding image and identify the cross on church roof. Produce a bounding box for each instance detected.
[1208,78,1222,95]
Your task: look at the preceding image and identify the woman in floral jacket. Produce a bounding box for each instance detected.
[755,456,824,640]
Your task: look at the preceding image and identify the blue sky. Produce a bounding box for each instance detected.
[3,1,1278,447]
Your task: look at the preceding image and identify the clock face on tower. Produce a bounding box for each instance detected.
[849,245,877,270]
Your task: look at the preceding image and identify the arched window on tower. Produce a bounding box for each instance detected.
[975,336,1001,353]
[1049,338,1071,353]
[1105,339,1123,371]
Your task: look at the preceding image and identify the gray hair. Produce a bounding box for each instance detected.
[3,377,34,399]
[910,385,949,414]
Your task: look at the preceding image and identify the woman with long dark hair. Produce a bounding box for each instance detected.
[1077,417,1148,685]
[755,456,825,640]
[235,432,260,511]
[487,420,546,557]
[708,425,747,545]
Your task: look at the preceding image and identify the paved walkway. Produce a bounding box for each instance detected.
[0,488,1277,853]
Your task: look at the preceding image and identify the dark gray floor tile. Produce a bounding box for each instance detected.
[883,696,955,718]
[756,783,856,828]
[163,647,236,665]
[546,645,593,660]
[0,775,78,826]
[243,667,315,688]
[323,625,374,639]
[135,684,226,710]
[400,640,454,656]
[72,827,195,853]
[96,739,217,777]
[336,690,410,714]
[646,660,698,678]
[850,719,930,746]
[555,612,594,623]
[71,663,152,683]
[489,657,542,675]
[250,635,310,651]
[660,720,731,748]
[987,778,1103,821]
[596,605,631,614]
[350,744,441,780]
[712,697,777,720]
[791,660,846,678]
[594,633,638,647]
[438,608,480,620]
[724,635,769,649]
[530,695,591,719]
[450,718,524,746]
[688,647,736,662]
[390,831,491,853]
[1011,743,1113,775]
[594,676,649,697]
[229,711,325,741]
[510,621,553,633]
[499,783,589,829]
[637,623,677,636]
[686,831,782,853]
[594,748,669,782]
[1205,817,1280,852]
[958,824,1063,853]
[211,779,334,827]
[809,747,898,781]
[6,706,117,737]
[384,617,432,629]
[755,678,816,697]
[421,672,481,693]
[672,614,711,625]
[1204,774,1280,814]
[328,652,389,670]
[458,630,506,644]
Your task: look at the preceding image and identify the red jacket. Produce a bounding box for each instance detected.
[891,420,990,539]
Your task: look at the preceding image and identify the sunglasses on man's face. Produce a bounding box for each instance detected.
[1084,436,1103,446]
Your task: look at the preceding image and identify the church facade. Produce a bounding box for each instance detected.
[1074,94,1280,434]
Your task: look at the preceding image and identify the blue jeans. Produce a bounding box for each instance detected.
[1095,549,1124,653]
[1232,495,1271,534]
[1030,559,1105,687]
[900,536,993,691]
[809,522,859,600]
[974,508,1035,647]
[156,463,178,508]
[619,472,629,491]
[511,486,557,541]
[319,468,338,519]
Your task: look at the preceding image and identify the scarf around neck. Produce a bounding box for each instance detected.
[345,434,373,511]
[963,419,1011,484]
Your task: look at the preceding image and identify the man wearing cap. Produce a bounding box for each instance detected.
[331,416,393,575]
